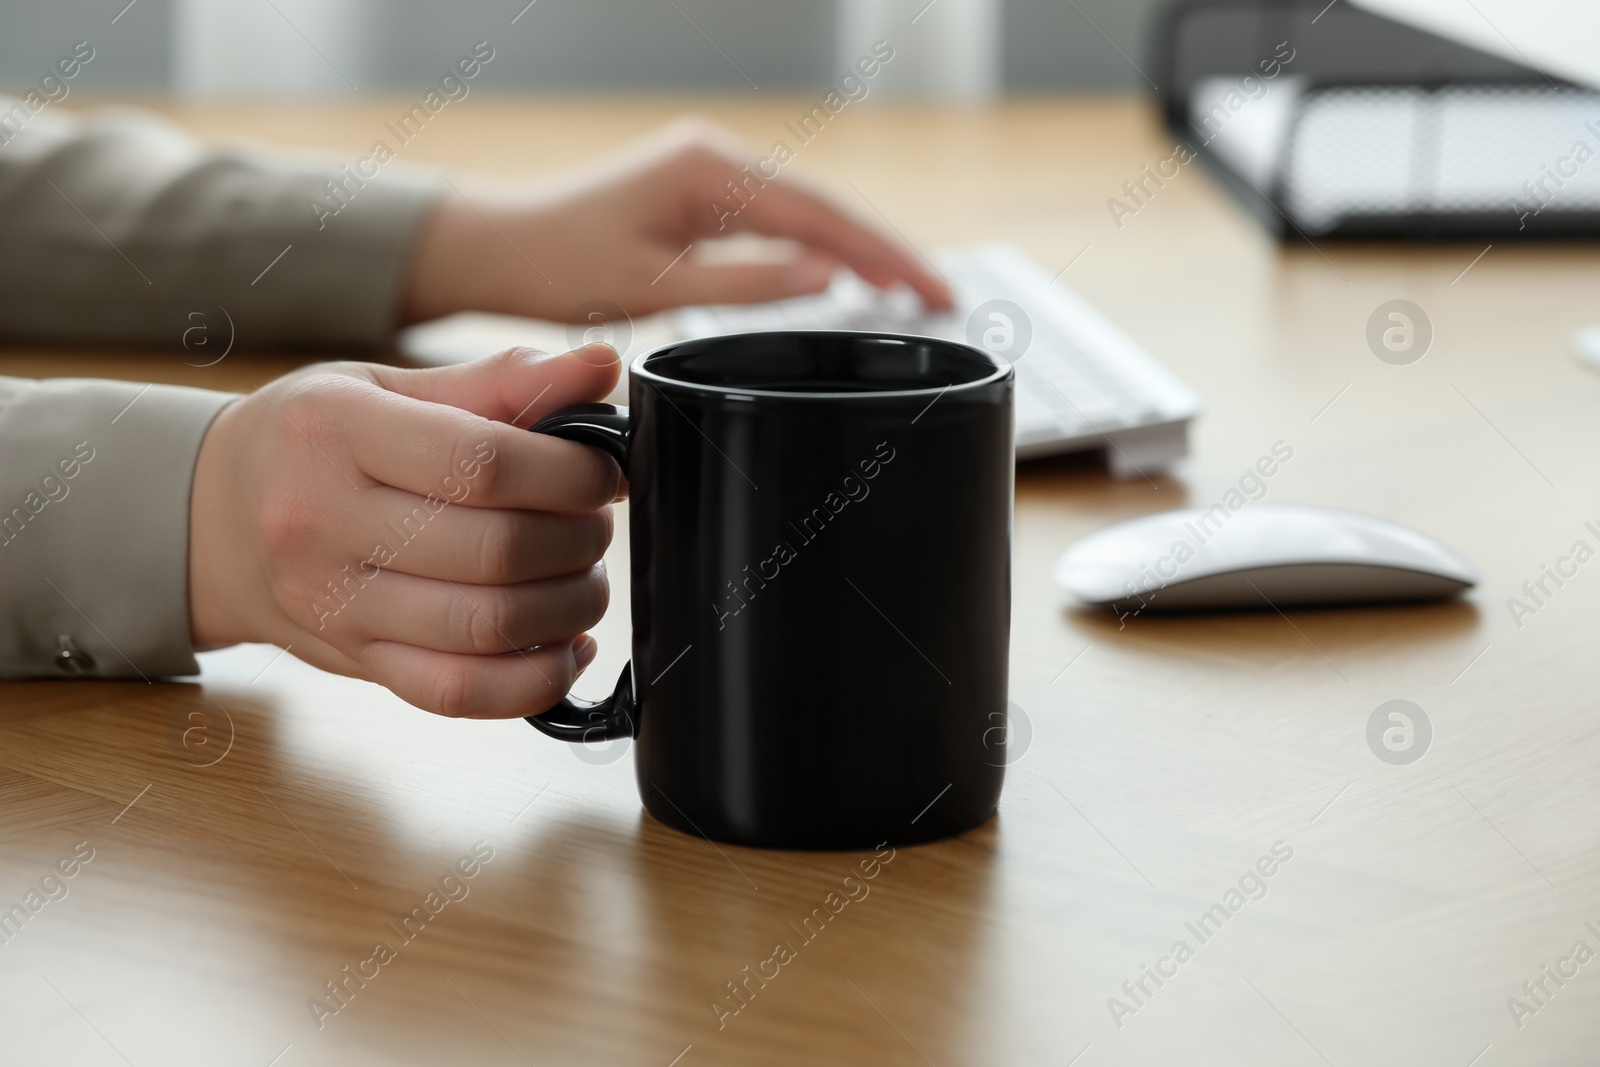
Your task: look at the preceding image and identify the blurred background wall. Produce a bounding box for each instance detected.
[0,0,1164,98]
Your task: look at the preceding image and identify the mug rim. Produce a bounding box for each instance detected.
[630,330,1012,401]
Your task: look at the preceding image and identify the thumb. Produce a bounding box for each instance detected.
[370,343,622,428]
[653,252,836,307]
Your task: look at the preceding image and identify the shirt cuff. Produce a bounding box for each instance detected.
[0,376,235,678]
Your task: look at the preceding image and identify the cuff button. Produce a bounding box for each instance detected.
[55,634,96,674]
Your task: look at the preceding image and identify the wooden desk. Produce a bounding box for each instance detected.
[3,97,1599,1067]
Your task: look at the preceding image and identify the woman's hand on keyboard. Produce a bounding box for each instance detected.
[399,117,953,324]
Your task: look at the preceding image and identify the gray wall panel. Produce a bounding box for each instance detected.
[0,0,1197,95]
[374,0,838,91]
[0,0,173,92]
[1001,0,1164,92]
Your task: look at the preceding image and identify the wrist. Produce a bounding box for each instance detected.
[400,189,553,324]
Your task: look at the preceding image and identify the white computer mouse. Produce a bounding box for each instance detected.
[1054,504,1480,612]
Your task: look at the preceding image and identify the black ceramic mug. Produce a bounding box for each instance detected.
[524,331,1013,849]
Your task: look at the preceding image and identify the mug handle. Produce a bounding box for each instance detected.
[522,404,638,743]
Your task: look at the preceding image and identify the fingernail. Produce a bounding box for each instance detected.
[575,342,619,366]
[572,634,598,673]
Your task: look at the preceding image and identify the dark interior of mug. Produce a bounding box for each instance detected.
[644,332,999,394]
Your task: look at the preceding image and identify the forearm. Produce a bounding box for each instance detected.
[0,97,443,351]
[0,375,234,678]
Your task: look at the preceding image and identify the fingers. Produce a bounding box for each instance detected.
[339,487,612,583]
[655,251,838,306]
[331,374,620,512]
[319,566,608,655]
[227,347,625,722]
[370,344,622,428]
[361,634,599,718]
[717,177,953,310]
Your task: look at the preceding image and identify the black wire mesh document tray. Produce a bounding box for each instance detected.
[1151,0,1600,239]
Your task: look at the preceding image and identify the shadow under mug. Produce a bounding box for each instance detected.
[524,331,1014,850]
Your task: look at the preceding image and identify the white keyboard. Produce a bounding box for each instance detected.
[677,244,1200,477]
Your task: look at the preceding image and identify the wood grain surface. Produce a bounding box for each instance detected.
[2,95,1598,1067]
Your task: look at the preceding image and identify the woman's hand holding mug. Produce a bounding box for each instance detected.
[187,344,624,718]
